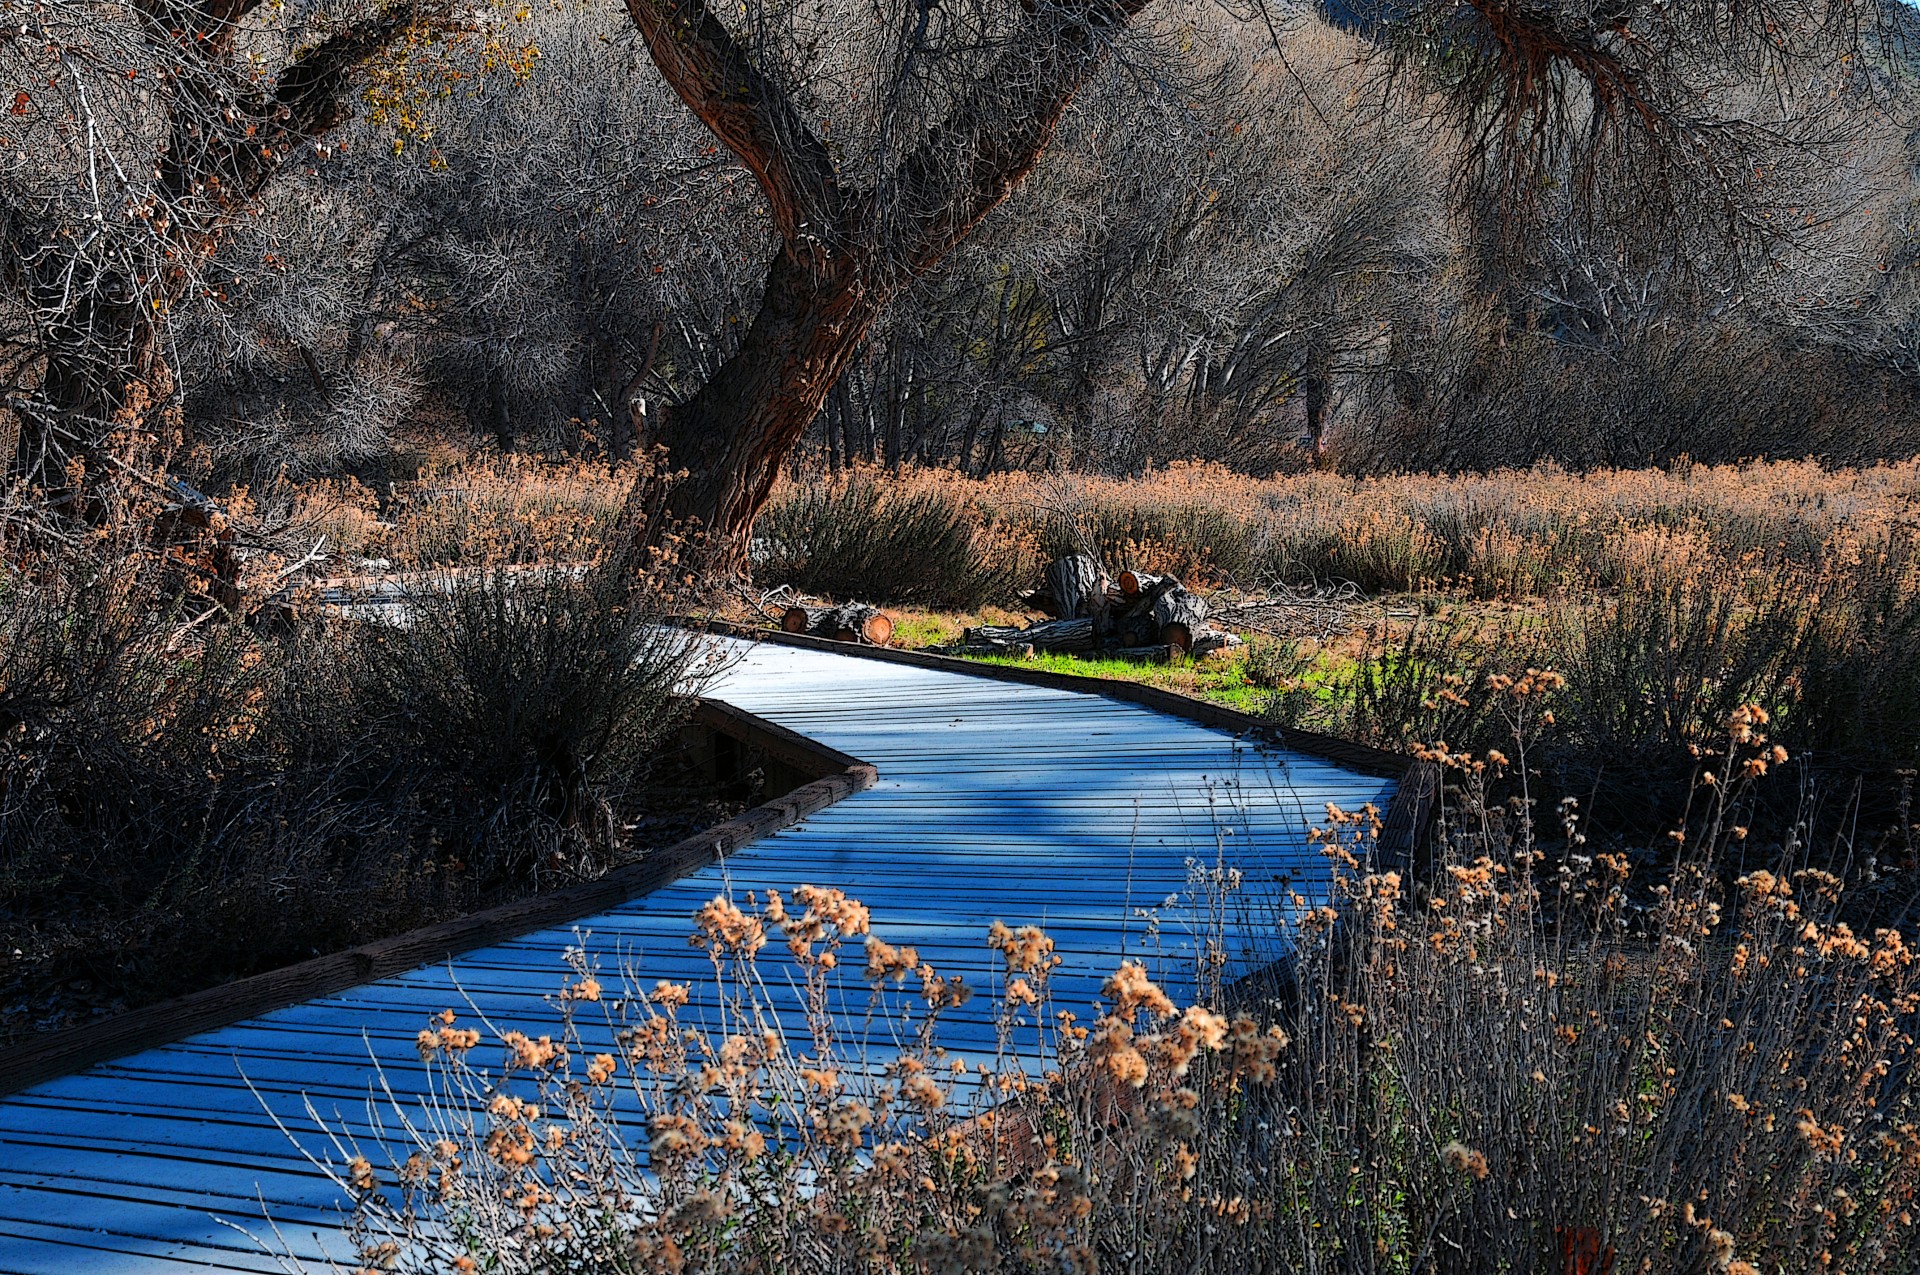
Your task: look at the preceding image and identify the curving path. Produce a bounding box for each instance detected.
[0,638,1400,1273]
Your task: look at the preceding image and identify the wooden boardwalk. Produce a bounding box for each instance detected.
[0,638,1403,1273]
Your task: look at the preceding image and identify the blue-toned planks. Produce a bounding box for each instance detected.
[0,638,1396,1273]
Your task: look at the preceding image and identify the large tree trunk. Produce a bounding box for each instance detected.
[1303,344,1332,469]
[617,0,1153,567]
[646,247,883,563]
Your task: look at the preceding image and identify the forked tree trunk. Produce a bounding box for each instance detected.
[646,248,883,567]
[617,0,1155,568]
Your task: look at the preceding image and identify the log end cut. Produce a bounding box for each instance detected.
[781,603,893,645]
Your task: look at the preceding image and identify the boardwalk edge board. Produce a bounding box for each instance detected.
[0,699,877,1098]
[687,619,1442,872]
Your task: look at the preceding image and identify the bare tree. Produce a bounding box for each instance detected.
[0,0,494,513]
[615,0,1899,550]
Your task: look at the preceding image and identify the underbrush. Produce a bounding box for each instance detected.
[288,456,637,568]
[742,463,1920,835]
[754,477,1038,610]
[763,459,1920,597]
[0,517,715,1041]
[1254,537,1920,833]
[329,700,1920,1273]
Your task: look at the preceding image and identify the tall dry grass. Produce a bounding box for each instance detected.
[316,457,1920,604]
[328,699,1920,1274]
[761,460,1920,598]
[289,456,636,568]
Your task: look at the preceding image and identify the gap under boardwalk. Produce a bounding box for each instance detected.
[0,638,1397,1274]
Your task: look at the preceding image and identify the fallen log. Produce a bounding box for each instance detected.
[963,617,1094,653]
[1154,587,1213,653]
[1190,629,1243,658]
[826,603,894,645]
[947,640,1036,658]
[781,602,893,645]
[1118,569,1165,599]
[1112,573,1181,646]
[782,604,831,634]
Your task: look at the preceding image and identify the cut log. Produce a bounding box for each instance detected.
[782,602,892,644]
[782,604,830,634]
[1119,570,1165,599]
[948,640,1037,658]
[826,603,894,645]
[963,617,1094,653]
[1111,573,1180,646]
[1154,587,1212,653]
[1191,629,1243,658]
[1044,554,1108,621]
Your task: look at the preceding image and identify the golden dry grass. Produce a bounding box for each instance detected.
[334,456,1920,601]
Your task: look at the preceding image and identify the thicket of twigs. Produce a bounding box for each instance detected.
[0,482,714,1040]
[328,691,1920,1273]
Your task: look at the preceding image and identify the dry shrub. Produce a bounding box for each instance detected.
[1260,534,1920,836]
[329,702,1920,1273]
[761,458,1920,600]
[285,476,393,563]
[0,515,714,1037]
[385,455,637,567]
[756,471,1038,609]
[1263,610,1537,754]
[337,548,713,885]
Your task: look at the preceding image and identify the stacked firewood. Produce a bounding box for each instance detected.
[953,555,1241,659]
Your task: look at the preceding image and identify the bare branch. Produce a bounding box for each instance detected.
[621,0,847,252]
[883,0,1156,278]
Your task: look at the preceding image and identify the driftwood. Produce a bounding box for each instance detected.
[781,602,894,645]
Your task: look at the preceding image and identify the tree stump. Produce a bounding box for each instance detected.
[1044,554,1108,620]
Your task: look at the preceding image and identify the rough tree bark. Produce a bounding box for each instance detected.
[618,0,1154,566]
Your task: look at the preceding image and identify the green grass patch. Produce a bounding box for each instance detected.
[956,645,1273,713]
